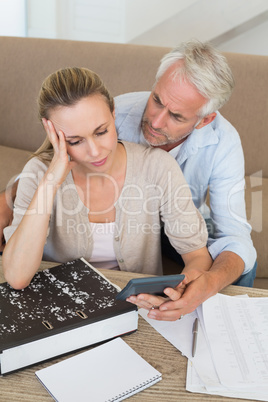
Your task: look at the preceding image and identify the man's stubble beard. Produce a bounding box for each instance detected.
[141,117,194,148]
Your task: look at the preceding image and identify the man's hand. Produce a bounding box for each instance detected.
[126,269,207,321]
[127,252,245,321]
[147,271,216,321]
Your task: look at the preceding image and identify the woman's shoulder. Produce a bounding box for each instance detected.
[18,157,49,187]
[21,156,49,174]
[121,140,183,186]
[122,140,179,168]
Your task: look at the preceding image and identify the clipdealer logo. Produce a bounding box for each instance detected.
[227,171,262,232]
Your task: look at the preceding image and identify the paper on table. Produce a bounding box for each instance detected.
[139,293,268,401]
[186,360,268,402]
[186,293,268,401]
[202,294,268,388]
[139,307,222,390]
[138,308,197,359]
[187,306,268,401]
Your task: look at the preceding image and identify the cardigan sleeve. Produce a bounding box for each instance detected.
[4,158,47,243]
[151,149,208,254]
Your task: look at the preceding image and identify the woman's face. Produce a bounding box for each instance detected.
[49,94,118,174]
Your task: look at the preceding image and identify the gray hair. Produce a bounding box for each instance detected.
[155,39,235,117]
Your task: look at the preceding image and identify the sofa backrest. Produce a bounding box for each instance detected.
[220,52,268,178]
[0,36,267,177]
[0,37,167,152]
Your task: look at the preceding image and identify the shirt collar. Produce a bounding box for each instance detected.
[177,112,221,164]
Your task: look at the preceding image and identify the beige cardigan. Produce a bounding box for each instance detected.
[4,141,207,275]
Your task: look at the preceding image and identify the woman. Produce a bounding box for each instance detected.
[3,67,212,318]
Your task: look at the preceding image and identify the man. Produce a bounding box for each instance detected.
[0,39,256,321]
[113,39,256,320]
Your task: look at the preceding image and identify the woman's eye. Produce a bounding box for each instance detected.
[96,129,108,136]
[68,140,81,146]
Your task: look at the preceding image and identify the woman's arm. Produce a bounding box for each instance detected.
[2,121,75,289]
[0,183,17,251]
[2,175,58,289]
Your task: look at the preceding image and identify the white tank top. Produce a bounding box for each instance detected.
[89,221,119,270]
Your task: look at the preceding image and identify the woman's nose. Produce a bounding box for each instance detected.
[87,139,100,157]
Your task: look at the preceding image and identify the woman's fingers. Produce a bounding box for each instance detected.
[57,130,68,157]
[42,119,60,153]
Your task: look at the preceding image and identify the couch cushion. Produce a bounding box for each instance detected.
[245,176,268,278]
[253,278,268,290]
[0,145,30,191]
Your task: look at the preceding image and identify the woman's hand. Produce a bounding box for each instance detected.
[2,120,78,289]
[42,119,76,187]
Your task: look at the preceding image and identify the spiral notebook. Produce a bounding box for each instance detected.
[35,337,162,401]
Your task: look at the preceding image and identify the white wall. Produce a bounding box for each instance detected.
[5,0,268,56]
[0,0,27,36]
[57,0,126,43]
[124,0,197,42]
[217,18,268,56]
[128,0,268,55]
[27,0,57,39]
[45,0,197,43]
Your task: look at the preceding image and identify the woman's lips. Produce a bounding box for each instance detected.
[91,156,108,167]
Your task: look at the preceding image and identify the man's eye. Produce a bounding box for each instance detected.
[173,115,182,122]
[153,96,162,105]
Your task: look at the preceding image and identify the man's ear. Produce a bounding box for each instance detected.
[195,112,217,129]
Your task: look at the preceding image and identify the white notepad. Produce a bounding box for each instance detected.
[35,337,162,402]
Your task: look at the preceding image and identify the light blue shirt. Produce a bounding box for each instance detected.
[115,92,256,274]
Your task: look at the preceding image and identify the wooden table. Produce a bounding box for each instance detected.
[1,259,267,402]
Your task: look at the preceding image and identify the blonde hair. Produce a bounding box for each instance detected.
[32,67,114,163]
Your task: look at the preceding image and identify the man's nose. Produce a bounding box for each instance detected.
[151,109,167,129]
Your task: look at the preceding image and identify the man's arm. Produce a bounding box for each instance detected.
[131,139,251,319]
[0,181,18,251]
[207,129,256,274]
[156,251,244,319]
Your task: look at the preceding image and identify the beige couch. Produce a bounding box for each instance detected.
[0,36,267,288]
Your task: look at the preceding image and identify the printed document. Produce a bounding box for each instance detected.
[139,293,268,401]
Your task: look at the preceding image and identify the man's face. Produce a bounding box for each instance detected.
[141,63,208,151]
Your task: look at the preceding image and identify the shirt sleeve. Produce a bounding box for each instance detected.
[3,158,47,243]
[207,134,256,273]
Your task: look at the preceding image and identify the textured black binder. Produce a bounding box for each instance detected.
[0,258,138,375]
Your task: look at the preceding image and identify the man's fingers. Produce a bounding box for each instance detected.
[163,286,185,301]
[147,307,184,321]
[126,293,168,310]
